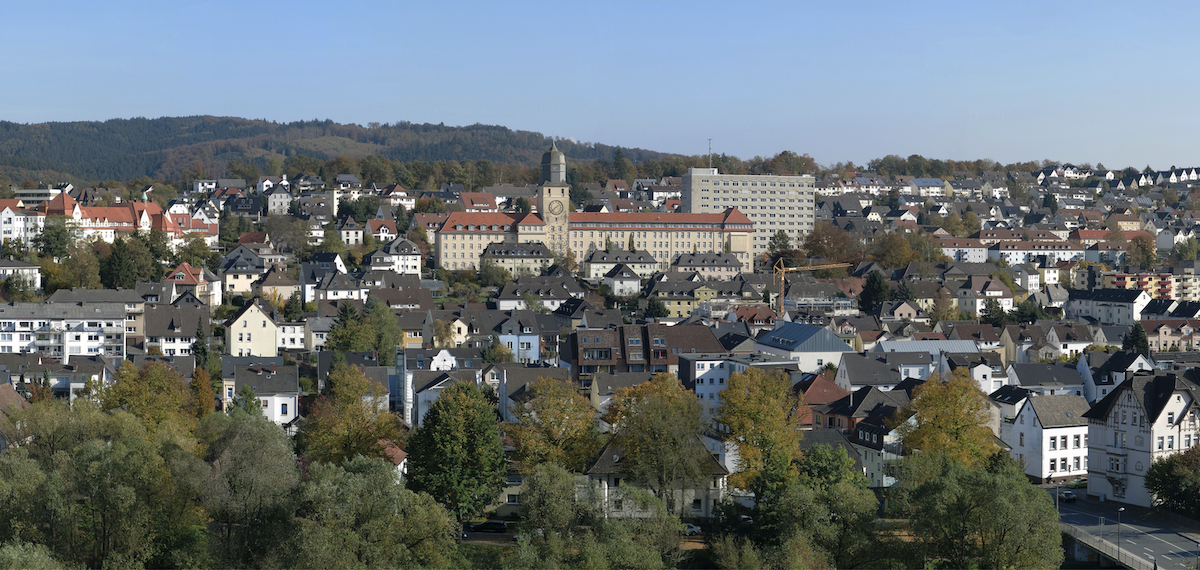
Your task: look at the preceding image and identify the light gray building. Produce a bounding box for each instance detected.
[682,168,816,259]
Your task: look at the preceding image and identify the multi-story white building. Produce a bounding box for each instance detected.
[0,205,46,250]
[1004,394,1091,483]
[1085,371,1200,506]
[682,168,815,260]
[278,321,305,352]
[0,302,126,360]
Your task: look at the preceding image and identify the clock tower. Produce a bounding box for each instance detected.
[538,142,571,256]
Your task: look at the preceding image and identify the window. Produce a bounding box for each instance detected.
[261,400,268,408]
[1049,437,1056,450]
[692,499,702,511]
[1073,434,1081,448]
[507,494,520,505]
[1169,436,1175,449]
[1049,459,1056,472]
[1060,435,1067,450]
[1019,433,1024,446]
[1169,412,1176,424]
[281,403,288,416]
[507,475,523,485]
[1073,457,1081,470]
[1158,436,1165,450]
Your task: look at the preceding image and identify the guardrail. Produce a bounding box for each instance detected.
[1061,522,1154,570]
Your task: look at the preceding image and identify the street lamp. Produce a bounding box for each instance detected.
[1055,482,1060,511]
[1117,507,1125,564]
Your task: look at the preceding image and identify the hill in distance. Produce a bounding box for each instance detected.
[0,116,679,185]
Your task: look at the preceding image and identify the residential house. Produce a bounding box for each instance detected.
[224,298,279,357]
[1084,371,1200,507]
[1003,395,1092,483]
[1006,362,1086,397]
[754,321,856,373]
[834,352,935,392]
[224,363,300,427]
[602,264,642,297]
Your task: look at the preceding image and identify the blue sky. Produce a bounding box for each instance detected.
[2,1,1198,169]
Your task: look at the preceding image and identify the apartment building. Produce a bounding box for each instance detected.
[0,302,127,360]
[1101,265,1200,302]
[682,168,814,260]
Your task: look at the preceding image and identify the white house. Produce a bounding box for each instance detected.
[1003,395,1091,483]
[602,264,642,298]
[1085,371,1200,507]
[224,299,279,358]
[1064,289,1150,326]
[938,352,1006,394]
[754,322,856,373]
[225,363,300,427]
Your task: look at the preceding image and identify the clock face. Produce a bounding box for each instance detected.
[549,201,564,215]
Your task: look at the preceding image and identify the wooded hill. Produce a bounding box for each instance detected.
[0,116,678,185]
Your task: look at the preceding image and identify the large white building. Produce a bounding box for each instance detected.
[1003,395,1091,483]
[1085,371,1200,507]
[682,168,816,260]
[0,302,127,360]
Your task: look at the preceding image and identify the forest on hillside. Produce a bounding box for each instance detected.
[0,117,678,184]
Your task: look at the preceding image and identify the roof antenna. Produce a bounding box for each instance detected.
[708,139,713,169]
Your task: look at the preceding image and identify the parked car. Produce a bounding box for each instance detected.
[1068,477,1087,489]
[683,523,702,536]
[1059,490,1077,503]
[470,521,509,533]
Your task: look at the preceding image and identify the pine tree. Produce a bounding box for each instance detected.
[192,324,209,371]
[859,271,889,314]
[628,233,636,252]
[1123,322,1150,358]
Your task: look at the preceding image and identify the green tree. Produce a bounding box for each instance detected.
[628,232,636,252]
[858,271,889,314]
[1146,445,1200,517]
[514,197,532,213]
[283,291,303,322]
[644,296,669,318]
[891,279,915,302]
[1123,322,1150,358]
[603,374,709,514]
[406,382,506,519]
[768,230,791,253]
[519,463,581,537]
[201,407,299,567]
[906,454,1063,570]
[522,290,548,314]
[292,456,458,568]
[479,259,512,288]
[33,219,73,261]
[100,238,136,290]
[507,375,601,472]
[980,298,1010,326]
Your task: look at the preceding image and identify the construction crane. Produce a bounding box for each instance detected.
[773,258,853,315]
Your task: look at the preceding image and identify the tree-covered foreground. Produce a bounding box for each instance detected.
[0,362,1062,569]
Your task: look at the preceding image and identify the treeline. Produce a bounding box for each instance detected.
[0,361,460,569]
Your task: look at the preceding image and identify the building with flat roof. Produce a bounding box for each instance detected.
[682,168,815,260]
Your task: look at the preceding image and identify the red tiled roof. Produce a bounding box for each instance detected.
[367,219,397,234]
[442,212,531,232]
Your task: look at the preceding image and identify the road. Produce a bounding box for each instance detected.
[1046,488,1200,566]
